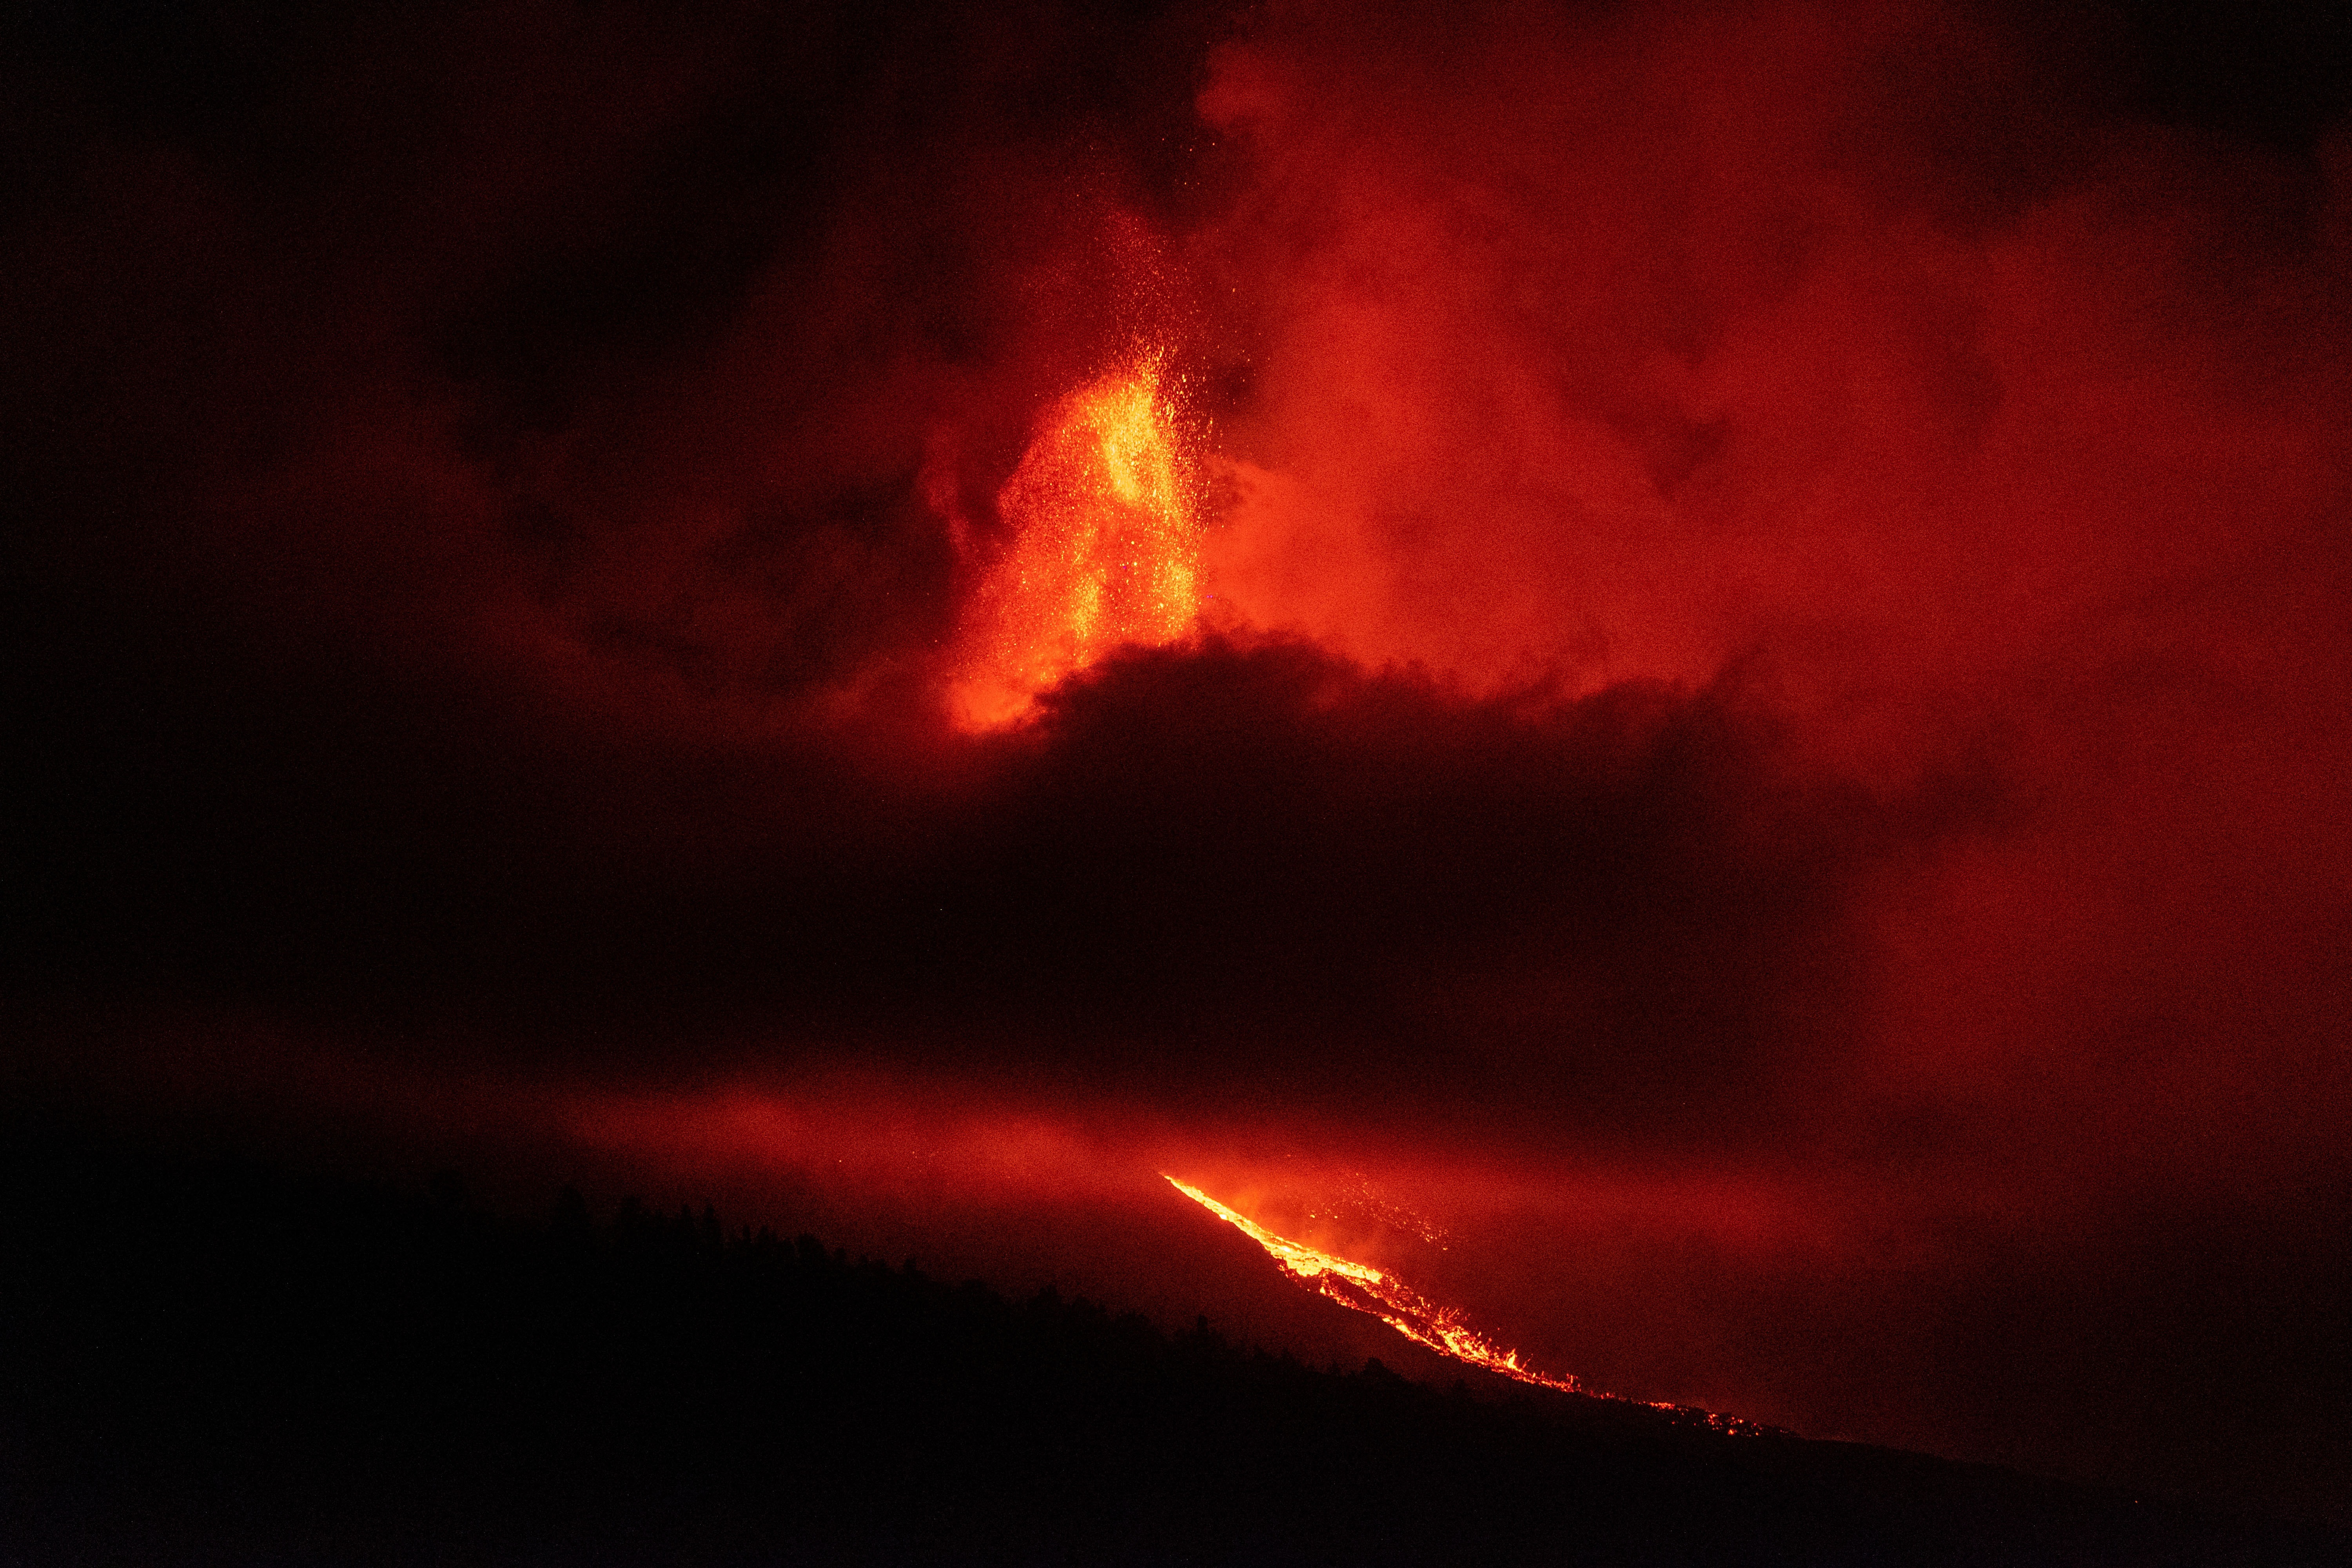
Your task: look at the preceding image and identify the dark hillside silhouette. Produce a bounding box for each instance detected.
[3,1114,2342,1567]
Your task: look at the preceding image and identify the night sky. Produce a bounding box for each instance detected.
[8,0,2351,1528]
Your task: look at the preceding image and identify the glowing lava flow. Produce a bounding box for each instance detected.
[953,348,1203,728]
[1164,1175,1583,1394]
[1165,1175,1777,1434]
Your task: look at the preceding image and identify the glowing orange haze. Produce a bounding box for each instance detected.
[952,349,1203,727]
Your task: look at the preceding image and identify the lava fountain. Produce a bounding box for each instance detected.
[952,348,1203,728]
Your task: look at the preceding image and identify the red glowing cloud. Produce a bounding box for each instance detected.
[8,0,2351,1527]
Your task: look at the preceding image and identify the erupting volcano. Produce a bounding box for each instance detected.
[11,0,2352,1552]
[952,348,1203,727]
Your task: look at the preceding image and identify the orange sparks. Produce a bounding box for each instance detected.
[953,348,1203,728]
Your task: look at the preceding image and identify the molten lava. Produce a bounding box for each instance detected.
[954,349,1203,727]
[1165,1175,1584,1393]
[1166,1175,1773,1434]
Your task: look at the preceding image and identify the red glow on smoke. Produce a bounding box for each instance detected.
[12,0,2352,1526]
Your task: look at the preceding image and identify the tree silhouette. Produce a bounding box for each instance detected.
[2,1111,2343,1567]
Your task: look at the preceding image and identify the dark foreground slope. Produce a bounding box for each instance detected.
[2,1119,2341,1568]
